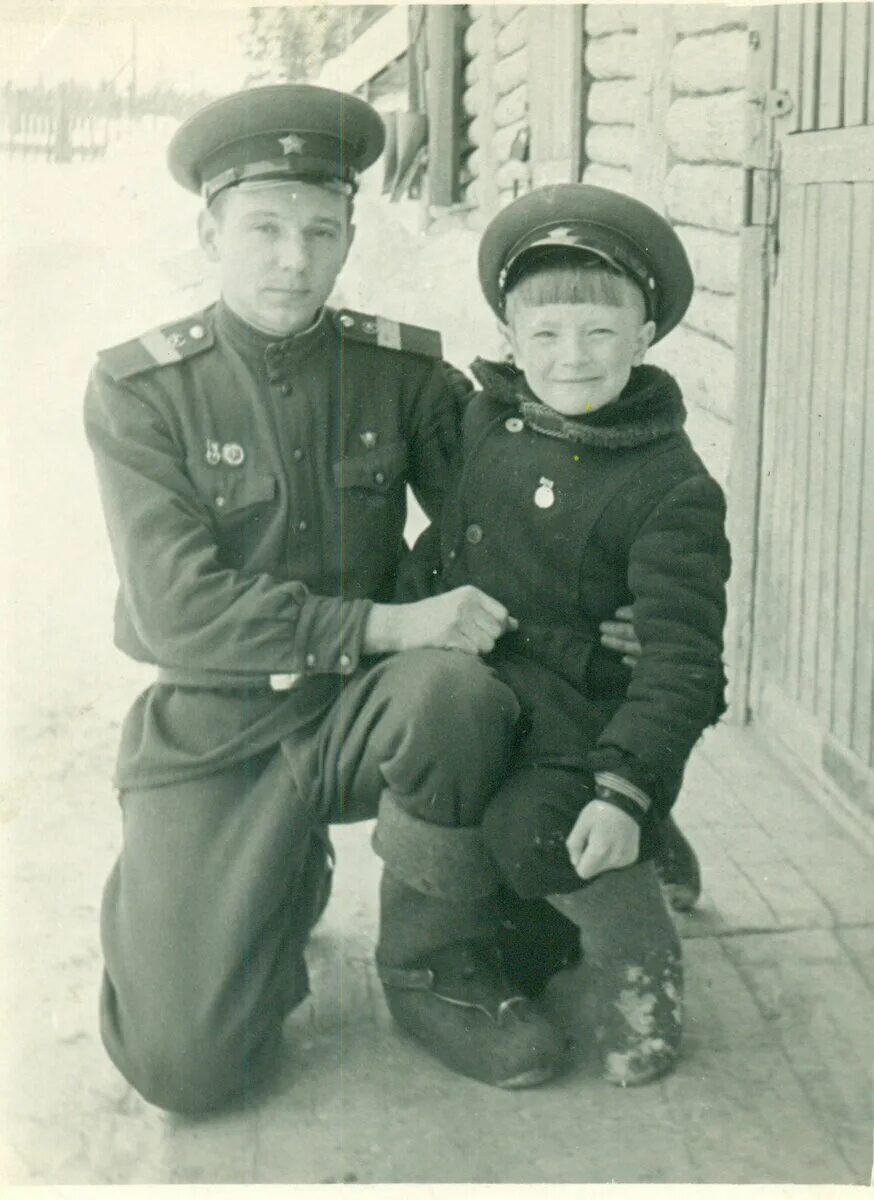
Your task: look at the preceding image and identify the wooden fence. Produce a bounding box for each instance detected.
[1,88,110,160]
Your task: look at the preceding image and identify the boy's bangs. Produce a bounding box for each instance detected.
[506,256,638,312]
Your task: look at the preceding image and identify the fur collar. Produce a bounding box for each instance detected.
[470,359,686,449]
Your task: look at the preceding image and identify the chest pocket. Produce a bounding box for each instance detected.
[186,461,277,518]
[333,442,408,494]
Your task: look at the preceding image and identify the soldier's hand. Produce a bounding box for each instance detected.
[599,604,641,667]
[565,800,640,881]
[365,588,517,656]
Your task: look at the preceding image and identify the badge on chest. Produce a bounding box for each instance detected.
[533,477,555,509]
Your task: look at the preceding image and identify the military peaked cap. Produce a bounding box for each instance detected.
[168,84,386,204]
[478,184,694,343]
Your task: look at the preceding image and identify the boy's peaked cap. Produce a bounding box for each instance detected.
[479,183,694,342]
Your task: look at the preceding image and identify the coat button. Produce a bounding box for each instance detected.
[292,448,304,462]
[374,470,386,485]
[215,495,226,508]
[338,653,352,672]
[298,519,308,532]
[465,523,483,545]
[189,324,205,340]
[305,653,317,668]
[505,417,524,433]
[279,383,291,395]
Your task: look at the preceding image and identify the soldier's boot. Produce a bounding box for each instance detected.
[496,887,582,999]
[654,815,702,912]
[549,860,683,1087]
[373,793,565,1090]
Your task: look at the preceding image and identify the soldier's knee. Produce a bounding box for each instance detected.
[409,649,519,730]
[100,979,274,1114]
[105,1021,264,1114]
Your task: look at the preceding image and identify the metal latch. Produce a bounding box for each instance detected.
[742,166,777,228]
[748,89,794,119]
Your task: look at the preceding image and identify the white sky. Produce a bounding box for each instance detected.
[0,3,251,93]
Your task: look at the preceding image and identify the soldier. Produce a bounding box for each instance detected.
[84,84,691,1112]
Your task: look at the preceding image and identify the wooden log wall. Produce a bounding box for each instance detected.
[579,4,750,486]
[461,5,530,222]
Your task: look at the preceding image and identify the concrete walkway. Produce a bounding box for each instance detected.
[2,711,872,1185]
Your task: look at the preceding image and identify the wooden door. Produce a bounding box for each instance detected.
[751,4,874,823]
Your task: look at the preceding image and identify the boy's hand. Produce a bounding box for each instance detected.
[599,604,641,666]
[566,800,640,881]
[364,587,518,656]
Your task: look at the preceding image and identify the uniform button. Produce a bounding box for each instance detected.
[505,417,524,433]
[215,496,226,508]
[189,324,205,340]
[447,549,457,560]
[338,653,352,672]
[292,448,304,462]
[465,523,483,545]
[298,519,308,532]
[374,471,386,485]
[305,653,317,668]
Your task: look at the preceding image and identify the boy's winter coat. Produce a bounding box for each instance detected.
[414,359,731,816]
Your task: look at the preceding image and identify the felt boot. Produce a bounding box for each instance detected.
[373,793,564,1089]
[549,861,683,1086]
[655,815,702,912]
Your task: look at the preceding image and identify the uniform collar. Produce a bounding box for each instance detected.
[214,298,334,368]
[470,359,687,449]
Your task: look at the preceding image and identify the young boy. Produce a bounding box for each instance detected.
[398,185,730,1087]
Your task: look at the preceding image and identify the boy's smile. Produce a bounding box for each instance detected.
[507,300,655,417]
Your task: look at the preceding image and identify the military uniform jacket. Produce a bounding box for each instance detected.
[84,301,462,788]
[430,359,731,814]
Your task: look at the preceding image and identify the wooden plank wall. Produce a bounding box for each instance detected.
[785,3,874,131]
[754,3,874,802]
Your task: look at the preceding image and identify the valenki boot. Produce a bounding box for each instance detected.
[373,793,565,1089]
[655,815,702,912]
[549,860,683,1087]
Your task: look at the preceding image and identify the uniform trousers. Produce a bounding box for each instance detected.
[99,649,519,1114]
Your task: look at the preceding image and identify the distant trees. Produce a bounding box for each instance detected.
[243,6,389,83]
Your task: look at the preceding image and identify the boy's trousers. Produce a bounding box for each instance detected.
[480,652,684,1084]
[99,649,519,1114]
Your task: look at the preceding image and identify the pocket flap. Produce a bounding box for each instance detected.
[187,463,277,514]
[333,442,408,490]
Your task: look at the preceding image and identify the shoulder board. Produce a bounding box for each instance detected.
[97,311,215,381]
[333,308,442,359]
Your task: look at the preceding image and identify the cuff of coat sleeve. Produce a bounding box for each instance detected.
[292,595,373,677]
[594,772,652,816]
[588,746,670,819]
